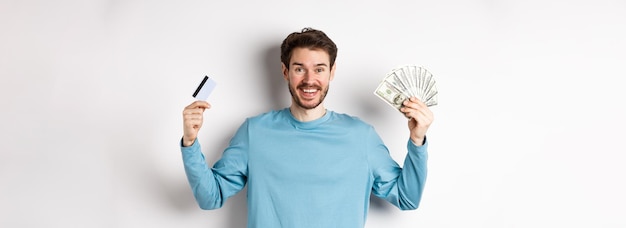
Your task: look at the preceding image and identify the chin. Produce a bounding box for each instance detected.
[298,102,321,110]
[294,97,322,110]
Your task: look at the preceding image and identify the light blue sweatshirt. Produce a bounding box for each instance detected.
[181,108,428,228]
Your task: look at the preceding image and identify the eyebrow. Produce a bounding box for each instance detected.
[292,62,329,67]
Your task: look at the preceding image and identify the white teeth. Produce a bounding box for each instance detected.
[303,89,317,93]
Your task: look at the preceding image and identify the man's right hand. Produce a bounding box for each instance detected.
[182,101,211,147]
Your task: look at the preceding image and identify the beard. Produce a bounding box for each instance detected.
[288,81,329,110]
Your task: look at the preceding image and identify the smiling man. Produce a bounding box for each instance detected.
[284,46,333,120]
[180,28,434,228]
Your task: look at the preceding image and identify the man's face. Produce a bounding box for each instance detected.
[282,47,335,110]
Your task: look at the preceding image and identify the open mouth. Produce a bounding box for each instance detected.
[300,87,320,99]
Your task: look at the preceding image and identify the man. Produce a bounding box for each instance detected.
[181,27,434,228]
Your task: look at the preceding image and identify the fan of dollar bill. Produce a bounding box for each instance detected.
[374,65,438,112]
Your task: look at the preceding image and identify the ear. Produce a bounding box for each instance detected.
[281,63,289,81]
[329,64,336,81]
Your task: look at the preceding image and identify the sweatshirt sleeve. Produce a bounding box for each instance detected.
[369,128,428,210]
[180,120,249,210]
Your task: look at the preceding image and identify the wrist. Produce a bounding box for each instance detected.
[182,137,196,147]
[410,136,425,146]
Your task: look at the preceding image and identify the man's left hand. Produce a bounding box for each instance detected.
[400,97,434,146]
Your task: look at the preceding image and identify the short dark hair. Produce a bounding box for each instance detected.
[280,27,338,69]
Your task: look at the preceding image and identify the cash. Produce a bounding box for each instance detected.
[374,65,438,112]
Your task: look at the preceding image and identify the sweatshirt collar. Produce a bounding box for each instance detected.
[283,108,331,130]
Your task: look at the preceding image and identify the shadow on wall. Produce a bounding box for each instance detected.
[262,43,289,111]
[225,187,248,228]
[369,193,395,213]
[152,132,242,214]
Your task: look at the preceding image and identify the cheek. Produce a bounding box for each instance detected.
[287,78,299,88]
[320,76,331,85]
[288,75,304,83]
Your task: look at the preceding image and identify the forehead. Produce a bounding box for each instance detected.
[290,47,330,66]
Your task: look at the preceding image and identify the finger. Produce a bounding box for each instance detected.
[407,97,427,109]
[401,98,419,111]
[405,109,422,121]
[185,101,211,110]
[401,103,425,117]
[183,108,206,116]
[404,99,432,116]
[184,119,202,127]
[185,116,204,126]
[410,110,434,127]
[183,102,211,116]
[183,113,202,121]
[402,101,429,118]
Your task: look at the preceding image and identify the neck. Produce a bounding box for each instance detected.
[289,104,326,122]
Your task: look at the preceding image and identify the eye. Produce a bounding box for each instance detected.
[294,67,304,73]
[315,68,325,73]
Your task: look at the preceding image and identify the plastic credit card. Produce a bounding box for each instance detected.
[192,76,216,100]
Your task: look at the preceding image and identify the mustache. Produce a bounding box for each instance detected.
[297,82,321,90]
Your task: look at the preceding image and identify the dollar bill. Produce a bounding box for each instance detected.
[374,65,439,114]
[374,79,409,110]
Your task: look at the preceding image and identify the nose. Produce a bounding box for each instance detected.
[302,70,314,83]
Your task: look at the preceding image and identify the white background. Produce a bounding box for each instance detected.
[1,0,625,227]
